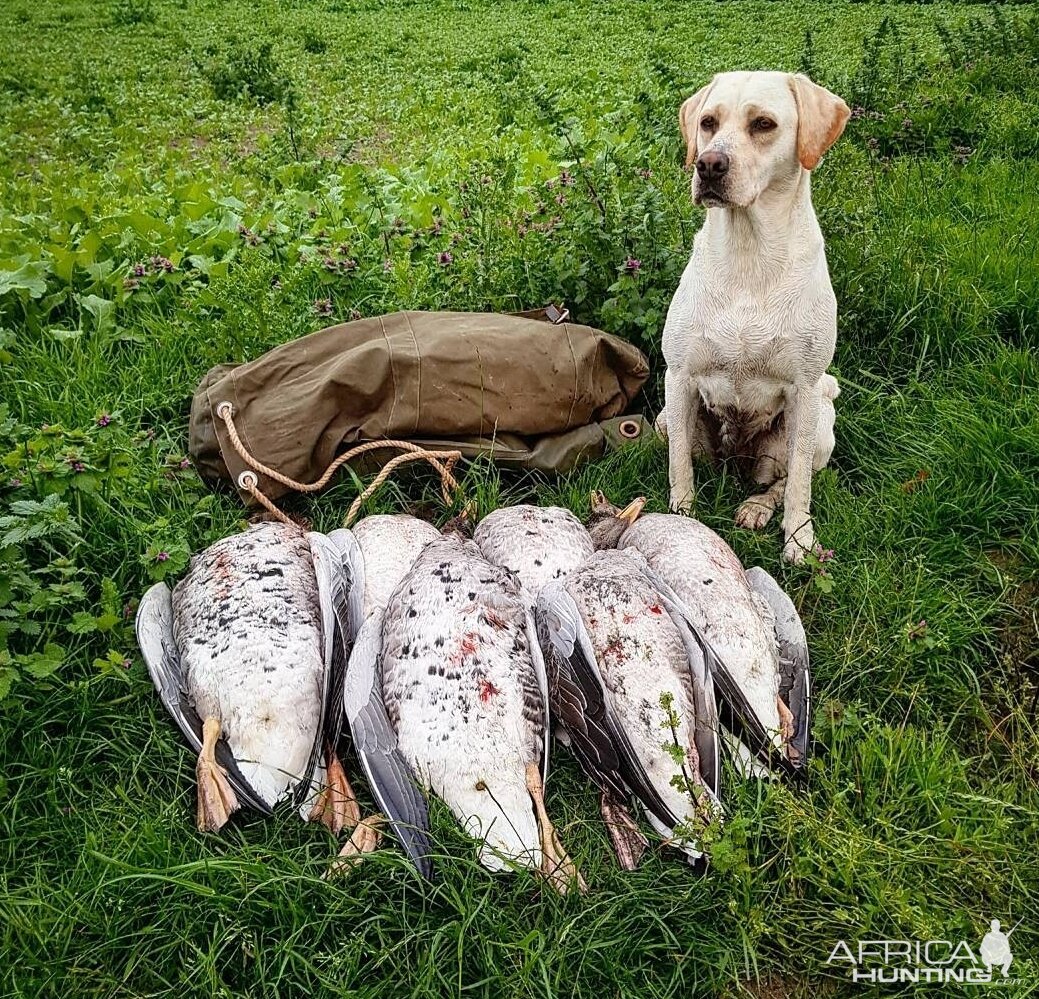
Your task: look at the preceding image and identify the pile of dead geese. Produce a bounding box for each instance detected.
[136,494,810,892]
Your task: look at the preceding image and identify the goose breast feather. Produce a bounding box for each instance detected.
[380,536,548,869]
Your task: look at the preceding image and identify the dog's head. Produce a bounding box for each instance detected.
[680,71,850,209]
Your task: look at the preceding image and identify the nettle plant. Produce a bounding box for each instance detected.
[0,405,199,704]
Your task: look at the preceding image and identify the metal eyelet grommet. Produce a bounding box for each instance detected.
[618,419,642,440]
[216,401,234,419]
[237,471,258,490]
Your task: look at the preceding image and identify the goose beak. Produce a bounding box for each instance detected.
[617,497,646,525]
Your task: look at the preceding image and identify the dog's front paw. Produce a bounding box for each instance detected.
[783,521,815,564]
[669,486,694,514]
[735,496,776,531]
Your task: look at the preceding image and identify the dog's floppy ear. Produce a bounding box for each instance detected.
[787,74,851,170]
[679,81,714,170]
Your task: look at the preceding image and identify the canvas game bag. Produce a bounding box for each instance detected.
[189,309,650,505]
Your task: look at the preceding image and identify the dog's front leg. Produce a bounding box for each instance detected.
[665,367,699,512]
[782,379,822,563]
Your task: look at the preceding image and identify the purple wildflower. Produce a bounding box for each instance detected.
[97,414,111,428]
[9,477,22,488]
[383,258,393,272]
[69,459,85,472]
[155,551,170,563]
[342,258,358,272]
[349,309,362,322]
[122,658,133,670]
[559,169,574,186]
[132,262,147,277]
[555,193,566,206]
[123,277,140,291]
[322,256,337,271]
[313,298,333,317]
[150,255,174,273]
[624,258,642,273]
[437,251,453,266]
[179,457,191,470]
[813,544,835,564]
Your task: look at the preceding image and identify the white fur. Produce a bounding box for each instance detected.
[662,71,849,563]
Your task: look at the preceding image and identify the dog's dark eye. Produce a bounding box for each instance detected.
[751,117,777,133]
[700,115,717,132]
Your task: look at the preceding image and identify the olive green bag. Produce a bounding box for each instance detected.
[189,309,650,505]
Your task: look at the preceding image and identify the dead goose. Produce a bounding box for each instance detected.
[351,513,440,618]
[136,521,364,833]
[615,511,811,776]
[337,512,440,877]
[473,495,646,607]
[537,547,723,869]
[345,528,584,891]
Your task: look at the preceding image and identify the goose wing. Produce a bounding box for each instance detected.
[745,567,811,770]
[344,609,434,879]
[525,608,551,786]
[297,530,362,812]
[537,580,684,831]
[632,557,797,778]
[136,582,272,815]
[655,590,722,802]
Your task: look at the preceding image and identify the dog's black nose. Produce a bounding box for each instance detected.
[696,151,730,179]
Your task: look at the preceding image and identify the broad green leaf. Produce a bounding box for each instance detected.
[0,260,49,299]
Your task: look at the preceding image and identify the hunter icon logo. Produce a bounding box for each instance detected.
[980,919,1014,978]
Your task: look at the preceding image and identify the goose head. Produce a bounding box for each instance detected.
[586,491,646,550]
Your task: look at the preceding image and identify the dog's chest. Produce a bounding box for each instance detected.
[698,371,786,439]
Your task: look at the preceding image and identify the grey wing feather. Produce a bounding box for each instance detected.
[302,530,357,810]
[633,555,796,778]
[326,528,366,642]
[537,581,683,831]
[344,610,434,879]
[524,609,551,786]
[309,529,363,744]
[659,595,722,803]
[745,566,812,769]
[136,583,272,815]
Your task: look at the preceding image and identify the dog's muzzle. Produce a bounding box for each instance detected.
[694,150,731,206]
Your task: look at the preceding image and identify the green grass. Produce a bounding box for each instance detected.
[2,1,1038,996]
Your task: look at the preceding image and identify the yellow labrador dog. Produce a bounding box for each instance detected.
[660,71,849,563]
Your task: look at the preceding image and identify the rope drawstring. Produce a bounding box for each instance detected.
[216,402,463,528]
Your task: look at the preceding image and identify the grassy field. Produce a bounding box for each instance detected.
[2,1,1038,996]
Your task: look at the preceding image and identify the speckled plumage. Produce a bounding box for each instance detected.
[618,513,810,771]
[539,549,721,861]
[380,535,549,872]
[352,514,440,618]
[619,514,780,735]
[474,505,594,607]
[138,521,359,817]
